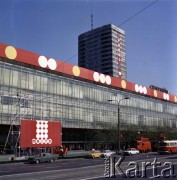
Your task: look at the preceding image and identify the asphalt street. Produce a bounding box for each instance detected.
[0,153,177,180]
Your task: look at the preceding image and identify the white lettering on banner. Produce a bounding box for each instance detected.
[32,120,52,145]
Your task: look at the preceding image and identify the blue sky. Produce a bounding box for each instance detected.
[0,0,177,94]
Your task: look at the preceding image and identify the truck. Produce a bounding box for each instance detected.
[136,137,152,152]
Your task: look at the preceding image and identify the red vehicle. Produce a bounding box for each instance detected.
[129,137,151,153]
[136,137,152,152]
[51,146,68,158]
[158,140,177,154]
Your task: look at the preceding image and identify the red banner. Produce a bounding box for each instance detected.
[20,119,62,148]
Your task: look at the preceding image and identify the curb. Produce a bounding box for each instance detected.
[0,154,88,164]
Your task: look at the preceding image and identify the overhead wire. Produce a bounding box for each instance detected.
[66,0,159,64]
[64,52,78,64]
[118,0,159,27]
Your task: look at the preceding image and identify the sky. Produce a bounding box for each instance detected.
[0,0,177,94]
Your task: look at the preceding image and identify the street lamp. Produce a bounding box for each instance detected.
[108,97,130,153]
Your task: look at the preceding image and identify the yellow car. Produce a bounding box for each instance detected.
[86,150,101,158]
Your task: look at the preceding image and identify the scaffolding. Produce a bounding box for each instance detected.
[3,93,32,156]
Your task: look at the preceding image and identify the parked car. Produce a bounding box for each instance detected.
[28,153,58,164]
[123,148,139,155]
[101,150,116,157]
[86,150,101,158]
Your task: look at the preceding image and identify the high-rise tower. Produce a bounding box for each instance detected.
[78,24,127,79]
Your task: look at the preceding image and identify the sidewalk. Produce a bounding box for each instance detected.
[64,150,89,158]
[0,150,89,163]
[0,154,17,163]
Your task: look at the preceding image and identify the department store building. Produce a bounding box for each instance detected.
[0,43,177,150]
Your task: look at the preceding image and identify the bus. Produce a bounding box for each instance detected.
[158,140,177,154]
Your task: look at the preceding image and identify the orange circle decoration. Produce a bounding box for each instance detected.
[121,80,126,89]
[5,46,17,59]
[154,90,157,97]
[72,66,80,76]
[175,96,177,103]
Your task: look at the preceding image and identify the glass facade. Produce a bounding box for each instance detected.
[1,57,177,134]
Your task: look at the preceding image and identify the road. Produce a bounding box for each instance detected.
[0,153,177,179]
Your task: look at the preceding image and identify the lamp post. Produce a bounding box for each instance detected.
[108,97,130,153]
